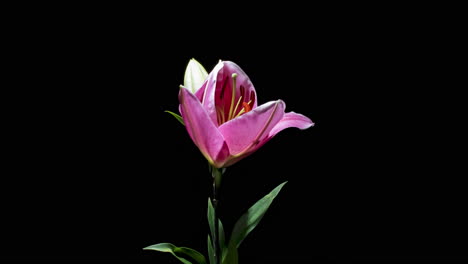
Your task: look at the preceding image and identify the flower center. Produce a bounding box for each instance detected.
[216,73,253,125]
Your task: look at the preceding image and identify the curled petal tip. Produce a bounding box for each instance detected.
[268,111,314,138]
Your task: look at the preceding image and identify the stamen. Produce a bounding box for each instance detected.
[234,99,253,119]
[234,108,245,118]
[232,95,243,119]
[242,102,251,113]
[217,106,225,124]
[228,73,237,120]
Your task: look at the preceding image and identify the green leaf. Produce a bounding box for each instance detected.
[229,181,288,249]
[144,243,206,264]
[207,198,216,249]
[165,110,185,126]
[207,198,217,264]
[221,241,238,264]
[218,218,225,256]
[207,235,216,264]
[184,58,208,93]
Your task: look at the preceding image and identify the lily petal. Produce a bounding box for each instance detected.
[179,87,229,166]
[184,58,208,93]
[218,100,285,157]
[215,61,258,114]
[195,61,224,126]
[195,61,258,126]
[268,112,314,138]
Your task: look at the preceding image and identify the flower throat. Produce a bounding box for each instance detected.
[216,73,255,125]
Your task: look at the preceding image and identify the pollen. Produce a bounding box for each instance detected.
[242,102,251,113]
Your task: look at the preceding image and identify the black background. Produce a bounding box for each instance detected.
[2,3,466,264]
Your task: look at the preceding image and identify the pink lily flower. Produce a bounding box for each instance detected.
[179,61,314,168]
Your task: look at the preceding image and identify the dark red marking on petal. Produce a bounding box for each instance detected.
[249,91,256,108]
[219,76,229,100]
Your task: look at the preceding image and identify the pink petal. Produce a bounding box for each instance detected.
[216,61,258,113]
[195,62,224,126]
[268,112,314,138]
[179,87,229,167]
[195,61,258,127]
[194,79,208,102]
[218,100,285,157]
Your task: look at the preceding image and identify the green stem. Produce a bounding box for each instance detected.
[210,166,224,264]
[212,181,218,264]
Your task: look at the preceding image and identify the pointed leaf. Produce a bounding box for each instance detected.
[218,218,225,255]
[184,58,208,93]
[144,243,206,264]
[229,181,287,248]
[207,235,216,264]
[207,198,216,249]
[165,110,185,126]
[221,242,238,264]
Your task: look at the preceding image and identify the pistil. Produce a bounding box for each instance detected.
[227,73,237,121]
